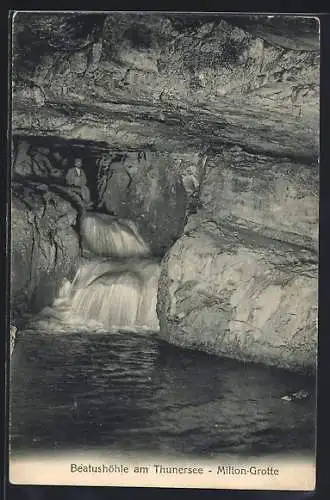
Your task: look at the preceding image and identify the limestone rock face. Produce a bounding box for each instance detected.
[188,148,319,250]
[156,145,318,373]
[10,14,320,372]
[101,152,188,254]
[13,139,63,179]
[157,147,318,372]
[11,190,80,320]
[224,16,319,51]
[157,222,318,373]
[12,14,319,159]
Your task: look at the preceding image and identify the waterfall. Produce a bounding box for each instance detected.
[33,214,160,332]
[67,258,160,331]
[80,212,150,258]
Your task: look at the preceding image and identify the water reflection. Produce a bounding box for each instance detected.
[10,331,315,457]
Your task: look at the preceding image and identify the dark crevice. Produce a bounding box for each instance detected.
[207,142,318,166]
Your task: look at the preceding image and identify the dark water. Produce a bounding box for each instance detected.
[10,330,316,458]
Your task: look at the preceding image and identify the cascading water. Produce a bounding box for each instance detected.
[80,212,150,258]
[67,258,160,331]
[11,216,315,461]
[28,213,161,332]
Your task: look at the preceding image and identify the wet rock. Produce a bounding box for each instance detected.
[157,222,318,373]
[102,152,188,254]
[157,147,318,372]
[11,191,80,320]
[190,148,319,250]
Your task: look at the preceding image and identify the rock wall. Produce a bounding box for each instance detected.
[157,221,318,374]
[157,146,318,373]
[10,138,203,322]
[12,14,319,158]
[10,14,319,371]
[13,138,205,255]
[188,148,319,250]
[99,152,192,254]
[11,188,80,321]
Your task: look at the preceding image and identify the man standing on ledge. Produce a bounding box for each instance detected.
[65,158,93,210]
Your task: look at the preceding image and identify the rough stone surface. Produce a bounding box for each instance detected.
[11,190,80,320]
[10,14,319,371]
[12,14,319,159]
[223,15,320,51]
[13,139,204,254]
[187,148,319,251]
[157,146,319,372]
[101,152,188,254]
[157,222,318,373]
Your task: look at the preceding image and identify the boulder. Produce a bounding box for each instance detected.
[102,152,188,255]
[157,221,318,373]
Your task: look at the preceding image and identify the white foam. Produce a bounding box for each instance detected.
[26,217,160,333]
[80,212,150,258]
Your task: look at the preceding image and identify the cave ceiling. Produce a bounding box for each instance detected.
[11,13,319,162]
